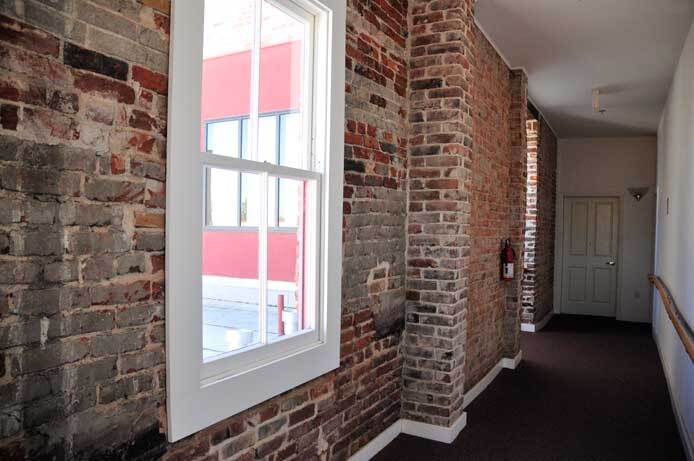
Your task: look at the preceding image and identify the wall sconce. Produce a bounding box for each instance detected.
[628,187,649,201]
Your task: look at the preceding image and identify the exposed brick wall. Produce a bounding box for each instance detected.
[0,0,536,457]
[0,0,409,459]
[0,0,169,458]
[403,0,474,428]
[465,27,511,390]
[521,115,557,326]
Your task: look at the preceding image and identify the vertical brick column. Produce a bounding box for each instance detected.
[521,116,557,328]
[504,69,528,358]
[403,0,475,429]
[521,118,539,324]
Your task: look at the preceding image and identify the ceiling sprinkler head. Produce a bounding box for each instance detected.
[592,89,606,114]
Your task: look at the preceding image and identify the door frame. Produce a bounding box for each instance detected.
[555,193,624,319]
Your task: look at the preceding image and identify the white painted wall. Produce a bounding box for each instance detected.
[653,19,694,459]
[553,137,657,323]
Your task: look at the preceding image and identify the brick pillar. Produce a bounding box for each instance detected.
[504,70,528,358]
[521,118,538,324]
[403,0,475,430]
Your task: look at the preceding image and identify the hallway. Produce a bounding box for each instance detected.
[374,315,685,461]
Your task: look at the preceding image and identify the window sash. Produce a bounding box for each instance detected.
[200,156,322,381]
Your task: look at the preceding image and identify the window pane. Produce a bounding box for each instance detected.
[278,178,299,227]
[206,120,240,157]
[280,112,302,168]
[201,0,254,152]
[258,115,278,163]
[241,118,249,158]
[241,173,260,227]
[203,169,262,361]
[259,1,308,168]
[267,177,316,343]
[207,168,239,226]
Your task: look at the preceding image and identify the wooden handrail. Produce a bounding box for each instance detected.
[649,275,694,362]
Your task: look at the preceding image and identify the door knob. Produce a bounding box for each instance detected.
[606,261,616,266]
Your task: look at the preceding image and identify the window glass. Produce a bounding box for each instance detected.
[202,168,260,360]
[201,0,253,154]
[258,115,278,163]
[206,120,240,157]
[260,1,307,168]
[267,176,316,343]
[280,112,303,168]
[241,174,260,226]
[278,178,299,227]
[207,168,239,226]
[241,118,250,158]
[200,0,315,365]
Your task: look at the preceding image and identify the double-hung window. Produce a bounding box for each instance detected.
[166,0,344,441]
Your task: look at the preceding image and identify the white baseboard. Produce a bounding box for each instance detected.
[502,349,523,370]
[348,420,402,461]
[348,350,523,461]
[347,413,467,461]
[653,332,694,461]
[401,411,467,444]
[464,350,522,409]
[463,362,502,409]
[521,311,553,333]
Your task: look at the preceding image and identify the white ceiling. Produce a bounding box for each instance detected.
[475,0,694,138]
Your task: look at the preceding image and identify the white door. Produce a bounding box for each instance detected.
[561,197,619,317]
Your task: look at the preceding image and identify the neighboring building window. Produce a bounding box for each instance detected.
[166,0,345,442]
[204,112,302,228]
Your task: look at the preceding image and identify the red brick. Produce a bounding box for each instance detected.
[132,65,168,95]
[0,14,60,57]
[74,71,136,104]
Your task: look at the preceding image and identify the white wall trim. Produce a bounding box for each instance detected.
[346,413,468,461]
[463,362,502,409]
[502,349,523,370]
[347,349,523,460]
[463,349,523,408]
[348,349,523,460]
[521,311,553,333]
[653,329,694,461]
[347,420,402,461]
[401,411,468,444]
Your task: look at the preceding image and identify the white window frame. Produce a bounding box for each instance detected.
[165,0,344,442]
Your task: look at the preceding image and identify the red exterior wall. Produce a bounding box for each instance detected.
[202,232,297,281]
[201,41,302,120]
[200,43,303,282]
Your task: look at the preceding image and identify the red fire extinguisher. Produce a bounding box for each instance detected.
[501,239,515,280]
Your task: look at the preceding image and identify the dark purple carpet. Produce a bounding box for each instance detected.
[373,314,685,461]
